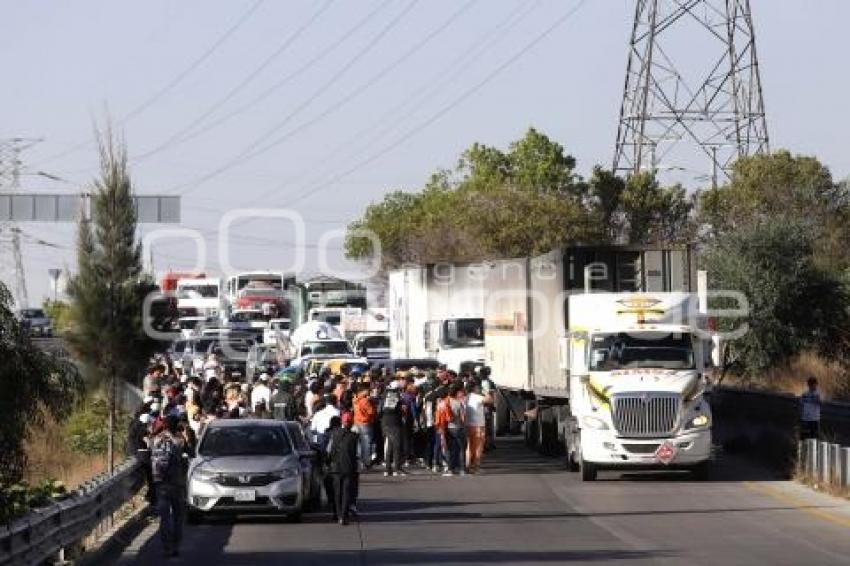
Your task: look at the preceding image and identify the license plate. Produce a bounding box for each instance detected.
[233,489,255,502]
[654,441,678,465]
[231,371,242,377]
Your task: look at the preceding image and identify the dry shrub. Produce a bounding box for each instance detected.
[725,351,850,401]
[24,412,107,489]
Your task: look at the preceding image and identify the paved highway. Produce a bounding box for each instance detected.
[115,438,850,565]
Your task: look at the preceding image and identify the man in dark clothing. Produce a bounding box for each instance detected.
[271,380,298,421]
[380,382,405,477]
[150,415,187,558]
[328,412,360,525]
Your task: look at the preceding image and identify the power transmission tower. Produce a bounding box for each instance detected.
[0,138,43,307]
[613,0,769,185]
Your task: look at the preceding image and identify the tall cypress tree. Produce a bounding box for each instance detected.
[65,130,159,473]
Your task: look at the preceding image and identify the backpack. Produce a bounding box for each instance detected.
[382,390,400,412]
[435,399,452,429]
[151,434,179,484]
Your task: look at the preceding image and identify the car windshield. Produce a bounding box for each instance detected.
[302,341,350,355]
[443,318,484,348]
[193,338,216,352]
[199,425,292,457]
[271,320,290,330]
[215,340,251,353]
[391,360,440,372]
[311,312,341,326]
[231,311,264,322]
[21,309,45,318]
[362,335,390,349]
[240,288,280,297]
[179,319,203,330]
[589,332,695,371]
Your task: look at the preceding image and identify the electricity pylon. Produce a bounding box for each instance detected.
[613,0,769,186]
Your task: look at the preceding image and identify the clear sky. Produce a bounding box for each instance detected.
[2,0,848,305]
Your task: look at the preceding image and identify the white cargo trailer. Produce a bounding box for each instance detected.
[480,246,713,480]
[388,264,486,372]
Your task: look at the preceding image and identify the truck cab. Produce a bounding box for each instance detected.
[566,293,713,481]
[424,317,485,373]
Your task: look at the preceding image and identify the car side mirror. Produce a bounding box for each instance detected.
[578,374,590,384]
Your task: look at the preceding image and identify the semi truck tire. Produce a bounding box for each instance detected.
[578,433,597,481]
[494,389,510,436]
[565,425,580,472]
[691,461,711,481]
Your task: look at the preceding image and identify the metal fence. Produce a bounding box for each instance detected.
[799,439,850,489]
[0,458,144,566]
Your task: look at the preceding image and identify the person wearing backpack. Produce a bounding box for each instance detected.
[380,381,405,477]
[443,384,467,476]
[150,415,187,558]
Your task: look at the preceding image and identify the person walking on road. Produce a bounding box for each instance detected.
[443,384,467,476]
[380,381,405,477]
[150,415,186,558]
[465,381,490,474]
[328,412,360,525]
[353,385,376,469]
[800,376,822,440]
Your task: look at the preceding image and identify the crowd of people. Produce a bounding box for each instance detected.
[127,350,498,556]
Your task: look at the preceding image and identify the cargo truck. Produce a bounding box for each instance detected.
[388,265,486,373]
[480,246,713,480]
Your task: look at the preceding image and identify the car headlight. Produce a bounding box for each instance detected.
[582,415,609,430]
[686,414,710,430]
[274,468,299,479]
[192,468,219,482]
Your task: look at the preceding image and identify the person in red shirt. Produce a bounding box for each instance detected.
[352,386,376,469]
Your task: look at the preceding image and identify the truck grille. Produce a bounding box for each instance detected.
[611,393,680,438]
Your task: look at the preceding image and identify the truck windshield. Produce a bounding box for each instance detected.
[178,284,218,298]
[442,318,484,349]
[589,332,695,370]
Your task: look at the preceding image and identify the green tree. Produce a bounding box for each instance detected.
[704,221,850,377]
[0,282,82,485]
[64,131,159,473]
[699,150,842,238]
[346,128,597,266]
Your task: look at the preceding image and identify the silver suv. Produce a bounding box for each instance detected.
[186,419,314,522]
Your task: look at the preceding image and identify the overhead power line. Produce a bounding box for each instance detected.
[132,0,341,162]
[281,0,589,209]
[232,0,533,210]
[34,0,266,166]
[162,0,420,196]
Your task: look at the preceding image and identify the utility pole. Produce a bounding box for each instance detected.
[0,138,43,307]
[613,0,769,182]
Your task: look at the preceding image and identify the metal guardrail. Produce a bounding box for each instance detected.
[799,439,850,489]
[0,458,144,566]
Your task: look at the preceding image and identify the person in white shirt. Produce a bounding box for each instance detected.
[304,381,321,419]
[310,394,340,448]
[465,381,492,473]
[800,377,821,440]
[251,374,272,413]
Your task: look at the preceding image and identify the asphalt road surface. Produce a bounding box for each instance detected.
[115,438,850,566]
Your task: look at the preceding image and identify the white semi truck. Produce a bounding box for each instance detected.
[479,246,714,480]
[388,265,486,372]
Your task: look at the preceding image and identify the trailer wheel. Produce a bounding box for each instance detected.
[565,429,580,472]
